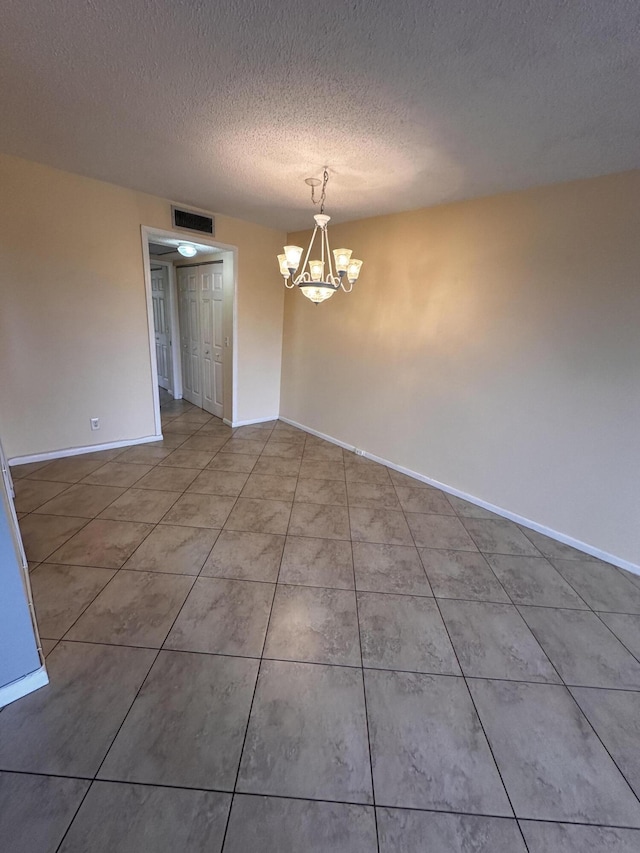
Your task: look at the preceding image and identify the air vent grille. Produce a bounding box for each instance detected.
[171,206,215,235]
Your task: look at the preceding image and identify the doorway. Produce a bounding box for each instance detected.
[141,226,237,435]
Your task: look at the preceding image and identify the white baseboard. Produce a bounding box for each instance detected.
[8,434,163,466]
[224,416,279,428]
[279,416,639,576]
[0,665,49,709]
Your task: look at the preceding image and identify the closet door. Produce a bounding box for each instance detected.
[177,267,202,408]
[200,266,224,418]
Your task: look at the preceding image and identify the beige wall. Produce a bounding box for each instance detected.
[0,153,284,457]
[281,171,640,566]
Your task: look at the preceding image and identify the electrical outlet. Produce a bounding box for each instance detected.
[354,448,365,456]
[90,418,100,431]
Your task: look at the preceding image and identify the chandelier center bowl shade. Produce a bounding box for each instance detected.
[277,171,363,305]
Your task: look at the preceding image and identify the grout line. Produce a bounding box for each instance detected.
[397,487,530,852]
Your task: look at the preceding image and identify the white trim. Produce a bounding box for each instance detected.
[8,434,162,466]
[0,665,48,709]
[279,416,640,576]
[224,416,279,428]
[140,234,163,437]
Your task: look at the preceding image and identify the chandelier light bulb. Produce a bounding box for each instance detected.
[277,254,290,279]
[347,259,363,283]
[284,245,303,272]
[333,248,352,273]
[309,260,324,281]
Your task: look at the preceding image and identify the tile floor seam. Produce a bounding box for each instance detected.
[347,497,382,853]
[396,485,532,849]
[219,451,295,852]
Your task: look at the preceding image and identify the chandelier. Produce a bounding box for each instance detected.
[277,169,363,304]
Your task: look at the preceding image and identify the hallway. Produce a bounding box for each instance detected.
[2,400,640,851]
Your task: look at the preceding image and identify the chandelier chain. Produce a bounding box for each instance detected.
[310,168,330,214]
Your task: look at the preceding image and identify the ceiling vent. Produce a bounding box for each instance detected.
[171,206,215,236]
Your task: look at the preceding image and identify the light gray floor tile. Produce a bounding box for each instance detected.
[165,577,274,656]
[98,488,182,523]
[28,457,104,483]
[66,570,193,647]
[31,563,116,638]
[82,462,152,487]
[298,459,345,480]
[186,469,249,496]
[241,473,298,501]
[365,670,511,814]
[116,446,174,464]
[461,518,541,556]
[303,443,344,462]
[0,641,155,776]
[224,497,292,534]
[99,651,258,789]
[347,482,401,510]
[206,452,258,473]
[224,795,377,853]
[570,686,640,798]
[0,772,89,853]
[233,425,275,440]
[598,612,640,658]
[12,478,69,513]
[519,606,640,689]
[179,434,227,453]
[486,554,588,608]
[439,599,560,682]
[358,592,460,674]
[289,502,351,539]
[253,456,302,476]
[469,678,640,825]
[265,585,360,666]
[344,458,392,485]
[408,514,479,550]
[445,495,503,519]
[10,460,51,479]
[552,557,640,613]
[395,487,454,515]
[619,567,640,590]
[520,820,640,852]
[420,549,509,601]
[350,507,413,545]
[279,536,354,589]
[41,638,58,656]
[133,466,199,491]
[518,528,593,560]
[33,483,125,518]
[377,808,526,853]
[238,660,372,803]
[202,530,285,581]
[59,782,230,853]
[161,492,235,528]
[238,438,286,456]
[123,524,217,575]
[353,542,432,595]
[159,449,215,469]
[387,469,432,489]
[19,514,89,562]
[48,518,153,568]
[295,478,348,505]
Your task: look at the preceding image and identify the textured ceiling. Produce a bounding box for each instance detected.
[1,1,639,230]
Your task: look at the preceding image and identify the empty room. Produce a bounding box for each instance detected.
[0,1,639,851]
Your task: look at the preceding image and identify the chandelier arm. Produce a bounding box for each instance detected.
[295,225,318,285]
[340,279,354,293]
[324,226,336,282]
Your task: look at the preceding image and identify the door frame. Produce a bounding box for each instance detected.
[150,259,178,396]
[141,225,238,438]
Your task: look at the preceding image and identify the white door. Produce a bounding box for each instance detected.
[178,267,202,408]
[200,268,224,417]
[177,263,224,414]
[151,266,172,391]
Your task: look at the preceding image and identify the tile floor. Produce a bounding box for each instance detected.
[2,397,640,851]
